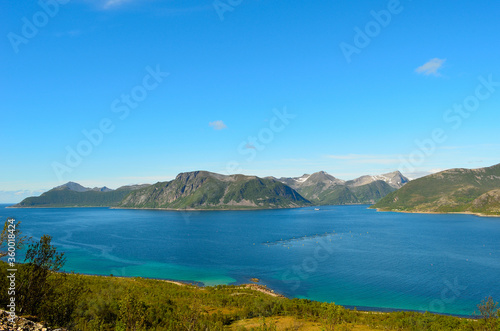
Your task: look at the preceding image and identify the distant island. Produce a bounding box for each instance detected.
[10,170,409,210]
[372,163,500,217]
[11,182,150,208]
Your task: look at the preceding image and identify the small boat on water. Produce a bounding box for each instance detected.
[314,208,320,211]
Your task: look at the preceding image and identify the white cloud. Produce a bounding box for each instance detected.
[415,58,446,76]
[209,120,227,130]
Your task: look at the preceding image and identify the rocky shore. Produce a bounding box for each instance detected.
[0,310,65,331]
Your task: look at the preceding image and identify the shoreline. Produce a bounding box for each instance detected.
[5,205,110,209]
[7,203,369,211]
[110,205,308,211]
[57,270,283,298]
[57,270,476,318]
[372,207,500,218]
[6,205,309,211]
[8,204,499,217]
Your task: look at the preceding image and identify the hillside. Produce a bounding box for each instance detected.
[12,182,150,208]
[119,171,311,210]
[278,171,408,205]
[372,163,500,216]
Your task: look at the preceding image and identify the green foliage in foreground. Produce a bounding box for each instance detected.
[1,262,499,330]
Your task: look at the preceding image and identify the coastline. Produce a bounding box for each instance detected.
[110,205,308,211]
[5,205,111,209]
[6,203,371,211]
[6,205,309,211]
[60,270,285,298]
[9,204,500,217]
[372,207,500,218]
[56,271,475,318]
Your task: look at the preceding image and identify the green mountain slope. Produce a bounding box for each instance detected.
[119,171,310,210]
[12,183,150,208]
[372,163,500,215]
[349,180,397,204]
[300,181,396,205]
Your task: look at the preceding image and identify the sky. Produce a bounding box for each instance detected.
[1,0,500,202]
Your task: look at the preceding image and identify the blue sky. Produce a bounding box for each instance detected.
[1,0,500,202]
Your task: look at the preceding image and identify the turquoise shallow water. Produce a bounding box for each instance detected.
[1,204,499,316]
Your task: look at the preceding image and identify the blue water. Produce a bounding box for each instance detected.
[1,204,499,316]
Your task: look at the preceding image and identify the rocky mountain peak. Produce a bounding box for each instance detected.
[54,182,89,192]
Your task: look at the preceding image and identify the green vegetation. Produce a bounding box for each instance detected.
[17,235,68,316]
[295,182,357,206]
[0,218,29,258]
[119,171,311,210]
[372,163,500,216]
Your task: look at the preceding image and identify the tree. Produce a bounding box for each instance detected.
[0,218,30,258]
[17,235,66,315]
[477,296,499,330]
[24,234,65,271]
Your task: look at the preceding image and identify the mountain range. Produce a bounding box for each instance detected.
[11,170,408,210]
[277,170,408,205]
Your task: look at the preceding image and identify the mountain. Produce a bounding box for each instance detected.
[278,171,409,205]
[52,181,115,193]
[345,171,409,189]
[278,171,345,190]
[372,163,500,216]
[119,171,311,210]
[12,183,150,208]
[53,181,89,192]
